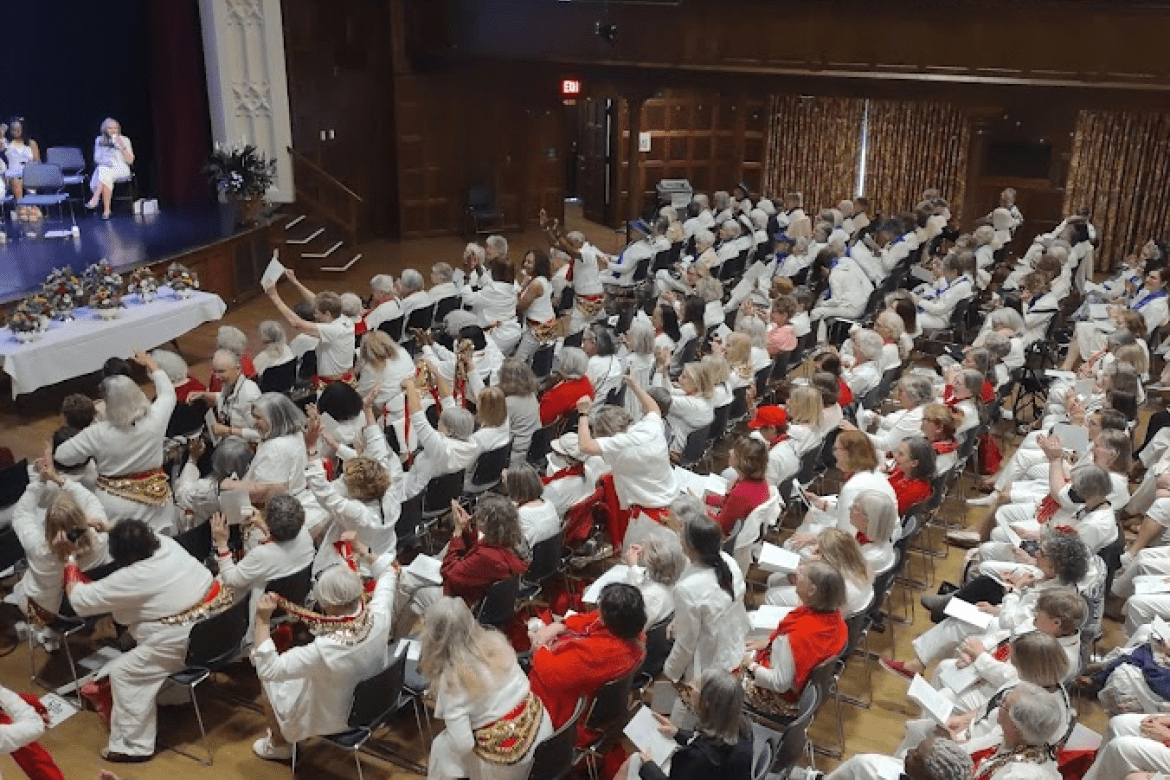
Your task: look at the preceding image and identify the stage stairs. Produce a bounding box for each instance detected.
[285,146,364,277]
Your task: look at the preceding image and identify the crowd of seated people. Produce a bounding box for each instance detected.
[6,178,1170,780]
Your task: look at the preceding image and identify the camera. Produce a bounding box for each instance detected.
[65,527,85,543]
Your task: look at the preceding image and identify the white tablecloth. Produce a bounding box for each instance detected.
[0,287,226,397]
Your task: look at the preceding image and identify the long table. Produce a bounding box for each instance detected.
[0,287,226,397]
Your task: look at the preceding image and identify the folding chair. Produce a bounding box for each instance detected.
[475,575,520,629]
[464,444,511,497]
[574,671,636,780]
[17,163,73,224]
[45,147,86,201]
[518,530,566,607]
[529,697,587,780]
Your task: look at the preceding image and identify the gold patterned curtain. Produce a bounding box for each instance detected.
[764,95,865,209]
[1065,110,1170,270]
[863,100,971,221]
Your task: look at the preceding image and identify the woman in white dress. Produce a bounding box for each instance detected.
[514,248,557,362]
[653,356,715,454]
[422,597,553,780]
[86,117,134,219]
[2,118,39,201]
[250,547,400,761]
[621,529,686,628]
[462,254,522,356]
[54,350,178,533]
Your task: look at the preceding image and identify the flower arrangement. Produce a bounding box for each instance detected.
[83,260,122,298]
[19,294,51,321]
[202,143,276,200]
[7,309,41,342]
[43,267,84,319]
[127,268,159,303]
[166,262,200,298]
[90,285,123,319]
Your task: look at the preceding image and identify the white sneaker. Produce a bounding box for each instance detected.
[252,732,293,761]
[789,768,823,780]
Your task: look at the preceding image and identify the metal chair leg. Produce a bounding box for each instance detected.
[352,748,365,780]
[188,683,213,766]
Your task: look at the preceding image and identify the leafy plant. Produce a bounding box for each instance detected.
[202,143,276,199]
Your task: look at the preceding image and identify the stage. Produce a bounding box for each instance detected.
[0,203,281,305]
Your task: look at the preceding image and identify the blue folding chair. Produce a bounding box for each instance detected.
[17,163,73,224]
[45,147,87,201]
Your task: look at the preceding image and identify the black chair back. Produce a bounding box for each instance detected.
[585,671,635,732]
[524,531,565,586]
[266,563,313,605]
[529,697,586,780]
[772,684,820,774]
[167,400,209,438]
[0,459,30,508]
[405,305,433,333]
[468,445,511,490]
[638,614,674,680]
[422,470,466,519]
[532,344,556,379]
[562,330,584,349]
[728,386,749,423]
[678,426,709,468]
[526,423,558,467]
[378,315,405,343]
[432,296,461,325]
[259,360,298,394]
[346,649,407,730]
[630,257,652,284]
[754,365,773,400]
[0,526,26,574]
[297,350,318,381]
[183,595,252,668]
[604,384,627,408]
[476,575,520,628]
[173,522,213,564]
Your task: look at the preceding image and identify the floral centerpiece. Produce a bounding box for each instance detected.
[127,268,159,303]
[18,294,52,326]
[90,284,123,319]
[7,309,41,343]
[202,142,276,226]
[166,262,200,298]
[82,260,122,300]
[43,267,84,320]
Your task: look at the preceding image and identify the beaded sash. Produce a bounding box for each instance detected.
[271,593,374,646]
[576,294,605,317]
[473,693,545,765]
[95,468,171,506]
[159,581,234,627]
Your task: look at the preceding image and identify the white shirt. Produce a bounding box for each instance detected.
[588,355,624,401]
[0,686,44,755]
[813,256,873,319]
[315,316,356,377]
[365,298,403,331]
[400,290,432,320]
[357,351,416,414]
[574,243,605,296]
[55,369,176,477]
[518,499,561,547]
[403,400,482,500]
[216,376,262,440]
[867,405,925,456]
[462,279,518,329]
[597,411,677,509]
[523,276,556,323]
[248,434,309,497]
[663,553,749,682]
[218,526,315,593]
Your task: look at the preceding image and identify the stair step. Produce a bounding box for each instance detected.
[322,253,363,273]
[286,227,324,245]
[303,240,344,259]
[284,214,306,230]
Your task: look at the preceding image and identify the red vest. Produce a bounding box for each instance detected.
[757,606,847,696]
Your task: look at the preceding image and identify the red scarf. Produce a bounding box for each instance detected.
[1035,494,1062,525]
[932,439,959,455]
[855,530,872,545]
[541,462,586,485]
[756,606,846,698]
[0,693,63,780]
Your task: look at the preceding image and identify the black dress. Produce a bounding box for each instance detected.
[638,726,753,780]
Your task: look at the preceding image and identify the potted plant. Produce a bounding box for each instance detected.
[202,142,276,226]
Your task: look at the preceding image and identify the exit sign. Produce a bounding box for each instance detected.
[561,78,582,98]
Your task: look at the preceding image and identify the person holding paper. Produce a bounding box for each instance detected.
[743,560,847,717]
[422,597,553,780]
[842,375,934,459]
[250,543,399,761]
[53,350,179,535]
[265,270,356,389]
[765,529,871,617]
[174,436,253,528]
[1064,266,1168,371]
[623,531,687,629]
[615,671,753,780]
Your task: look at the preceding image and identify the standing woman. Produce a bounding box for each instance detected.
[664,505,749,727]
[2,118,40,203]
[86,118,134,220]
[423,597,553,780]
[53,350,179,533]
[462,242,522,357]
[356,330,415,451]
[515,248,557,362]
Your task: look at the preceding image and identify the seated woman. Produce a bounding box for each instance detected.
[399,370,480,506]
[250,543,399,761]
[915,252,974,331]
[423,597,553,780]
[839,329,885,399]
[616,671,753,780]
[461,247,522,356]
[538,347,594,427]
[846,375,934,458]
[151,349,205,404]
[498,359,542,468]
[743,560,847,718]
[174,436,253,529]
[253,320,296,379]
[888,436,936,514]
[668,296,708,380]
[705,436,771,538]
[721,333,756,395]
[583,325,624,402]
[784,386,826,457]
[86,118,134,219]
[766,295,799,358]
[469,386,511,465]
[788,429,896,545]
[515,248,558,363]
[653,358,715,454]
[621,530,686,629]
[849,489,900,577]
[504,463,561,548]
[1064,265,1168,371]
[2,117,40,203]
[528,583,646,746]
[314,381,365,462]
[922,403,961,475]
[211,495,314,598]
[766,530,872,617]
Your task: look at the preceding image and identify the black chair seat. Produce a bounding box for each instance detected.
[324,728,369,749]
[518,582,541,601]
[169,668,212,687]
[404,660,429,694]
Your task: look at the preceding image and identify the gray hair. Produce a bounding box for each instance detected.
[974,225,995,244]
[641,530,687,588]
[439,407,475,441]
[899,375,934,408]
[626,320,655,356]
[987,306,1024,335]
[209,436,253,481]
[803,560,846,612]
[566,231,586,248]
[216,325,248,357]
[339,292,363,318]
[400,269,424,294]
[591,404,632,437]
[251,392,306,440]
[647,386,673,417]
[150,349,189,384]
[855,490,899,546]
[712,191,731,210]
[669,493,707,530]
[750,208,769,230]
[735,315,767,349]
[486,235,508,257]
[463,243,486,264]
[555,347,589,380]
[314,564,364,610]
[853,329,884,362]
[100,117,120,134]
[692,193,710,209]
[444,309,479,336]
[694,670,747,745]
[212,349,241,370]
[695,229,716,250]
[101,375,151,428]
[721,220,741,238]
[258,320,287,347]
[1005,683,1063,745]
[876,310,905,341]
[1070,463,1111,501]
[697,276,723,303]
[432,262,454,283]
[370,274,395,295]
[908,737,973,780]
[982,331,1011,361]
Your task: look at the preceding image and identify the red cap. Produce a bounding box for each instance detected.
[748,405,787,429]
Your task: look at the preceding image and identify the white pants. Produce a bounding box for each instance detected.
[1113,546,1170,599]
[724,262,771,312]
[993,437,1046,492]
[911,616,978,667]
[105,623,192,756]
[488,323,522,357]
[91,162,131,192]
[1084,714,1170,780]
[918,312,949,331]
[826,754,904,780]
[568,297,605,335]
[427,710,553,780]
[654,269,689,298]
[1125,591,1170,636]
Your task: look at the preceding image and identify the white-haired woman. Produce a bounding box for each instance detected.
[85,118,134,219]
[250,542,400,761]
[149,348,205,403]
[423,597,553,780]
[623,321,658,421]
[174,436,253,529]
[211,325,256,388]
[840,329,884,398]
[54,350,178,533]
[252,320,295,378]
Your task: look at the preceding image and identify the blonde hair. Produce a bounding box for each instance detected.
[700,355,731,386]
[342,457,390,502]
[360,330,401,368]
[419,597,516,700]
[476,386,508,428]
[682,362,715,399]
[725,332,752,369]
[816,528,868,584]
[45,492,95,561]
[786,386,823,428]
[1011,631,1071,688]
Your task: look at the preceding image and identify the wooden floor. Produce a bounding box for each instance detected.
[0,207,1127,779]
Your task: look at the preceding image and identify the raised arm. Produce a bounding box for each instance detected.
[265,284,319,336]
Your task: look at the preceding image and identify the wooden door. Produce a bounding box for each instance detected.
[579,98,612,225]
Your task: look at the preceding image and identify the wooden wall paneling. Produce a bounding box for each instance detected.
[579,98,611,225]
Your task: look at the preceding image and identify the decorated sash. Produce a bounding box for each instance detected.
[159,581,234,627]
[96,467,171,506]
[473,693,545,765]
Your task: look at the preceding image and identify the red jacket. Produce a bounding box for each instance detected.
[539,377,594,427]
[440,526,528,605]
[888,466,932,515]
[529,611,645,745]
[706,479,771,537]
